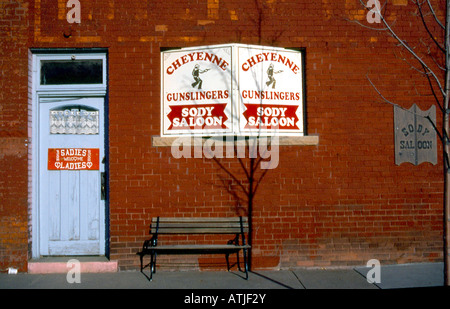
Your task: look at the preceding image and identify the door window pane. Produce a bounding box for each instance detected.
[50,107,99,135]
[41,60,103,85]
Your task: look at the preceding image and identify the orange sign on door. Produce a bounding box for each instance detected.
[48,148,100,170]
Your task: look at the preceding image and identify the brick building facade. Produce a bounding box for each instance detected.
[0,0,445,273]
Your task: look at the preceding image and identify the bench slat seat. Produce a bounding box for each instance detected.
[137,216,250,281]
[148,244,251,252]
[151,228,247,234]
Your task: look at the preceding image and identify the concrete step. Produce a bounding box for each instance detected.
[28,256,118,274]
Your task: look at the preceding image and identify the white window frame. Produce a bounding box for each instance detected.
[159,43,307,138]
[34,52,107,94]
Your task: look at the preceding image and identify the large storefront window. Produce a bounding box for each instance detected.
[161,44,306,138]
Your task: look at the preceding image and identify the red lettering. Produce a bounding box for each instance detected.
[241,52,301,74]
[172,59,182,70]
[165,51,229,75]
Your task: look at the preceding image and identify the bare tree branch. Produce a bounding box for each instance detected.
[393,48,428,74]
[420,62,445,111]
[358,0,446,97]
[344,17,391,31]
[425,0,445,29]
[425,114,447,144]
[238,157,250,180]
[417,37,446,71]
[415,0,446,53]
[393,44,445,109]
[356,0,449,286]
[429,52,446,71]
[382,10,445,97]
[366,73,403,107]
[252,166,269,196]
[217,174,248,208]
[366,72,446,142]
[212,156,249,196]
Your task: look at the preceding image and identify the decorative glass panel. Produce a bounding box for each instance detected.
[50,108,99,135]
[41,60,103,85]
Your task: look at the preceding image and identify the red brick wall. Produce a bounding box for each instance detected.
[0,0,445,272]
[0,0,31,272]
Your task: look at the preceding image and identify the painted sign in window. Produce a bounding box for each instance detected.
[161,44,305,137]
[48,148,100,170]
[238,46,304,135]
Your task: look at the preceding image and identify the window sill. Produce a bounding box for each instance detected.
[152,135,319,147]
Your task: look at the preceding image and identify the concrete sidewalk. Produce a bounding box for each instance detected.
[0,262,445,289]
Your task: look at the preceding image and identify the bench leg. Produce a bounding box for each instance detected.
[149,252,157,281]
[225,251,244,273]
[236,250,242,272]
[139,253,144,272]
[232,250,248,279]
[242,249,249,280]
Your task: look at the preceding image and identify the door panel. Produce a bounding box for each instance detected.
[39,97,105,256]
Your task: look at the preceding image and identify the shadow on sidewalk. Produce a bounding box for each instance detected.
[249,271,297,289]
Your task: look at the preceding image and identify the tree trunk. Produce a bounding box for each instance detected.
[247,158,255,271]
[444,0,450,287]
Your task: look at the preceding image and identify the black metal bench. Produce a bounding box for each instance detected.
[137,217,250,280]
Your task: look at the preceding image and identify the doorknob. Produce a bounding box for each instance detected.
[101,172,106,200]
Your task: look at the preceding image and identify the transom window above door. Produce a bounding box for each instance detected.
[32,51,107,92]
[41,59,103,85]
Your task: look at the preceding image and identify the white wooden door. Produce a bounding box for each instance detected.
[39,97,105,256]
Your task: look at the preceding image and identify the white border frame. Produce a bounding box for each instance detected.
[161,44,236,137]
[160,43,306,138]
[237,45,305,136]
[31,52,107,258]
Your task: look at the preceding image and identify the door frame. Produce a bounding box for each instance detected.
[30,49,108,258]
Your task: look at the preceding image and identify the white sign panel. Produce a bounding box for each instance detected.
[238,46,304,135]
[162,45,233,136]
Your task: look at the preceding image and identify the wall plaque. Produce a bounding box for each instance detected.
[394,104,437,165]
[160,44,305,137]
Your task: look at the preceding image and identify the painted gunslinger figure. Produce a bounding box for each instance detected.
[266,63,283,89]
[191,64,210,90]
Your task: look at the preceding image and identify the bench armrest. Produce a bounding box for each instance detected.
[143,235,158,250]
[227,234,240,246]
